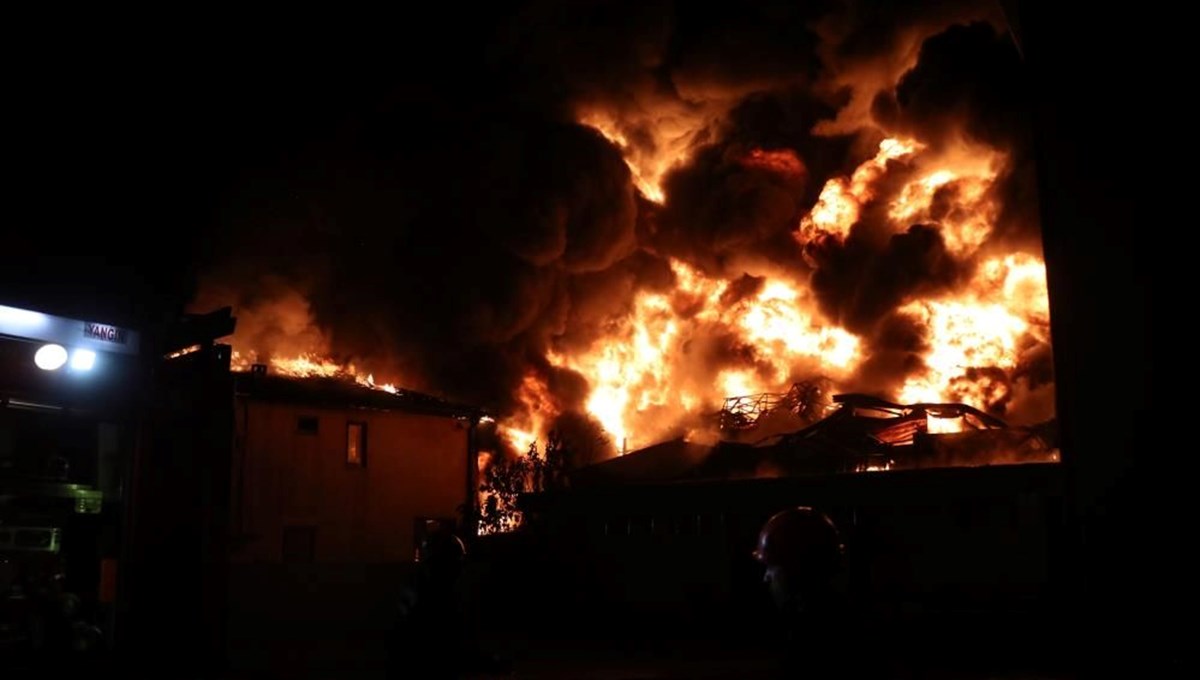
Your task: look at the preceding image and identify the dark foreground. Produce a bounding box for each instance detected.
[220,635,1068,680]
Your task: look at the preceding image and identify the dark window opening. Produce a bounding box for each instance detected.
[297,416,319,435]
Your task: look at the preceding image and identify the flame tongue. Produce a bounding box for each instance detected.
[231,351,400,394]
[799,137,921,242]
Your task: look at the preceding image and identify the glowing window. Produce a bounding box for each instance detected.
[347,421,366,467]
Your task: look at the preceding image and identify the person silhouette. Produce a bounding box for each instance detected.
[387,528,509,678]
[752,506,859,679]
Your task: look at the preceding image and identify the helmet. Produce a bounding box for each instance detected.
[753,506,843,577]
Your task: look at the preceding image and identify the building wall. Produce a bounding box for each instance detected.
[231,400,468,563]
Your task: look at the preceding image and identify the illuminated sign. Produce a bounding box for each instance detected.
[0,303,140,355]
[84,322,128,345]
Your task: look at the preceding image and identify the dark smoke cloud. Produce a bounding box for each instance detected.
[652,142,810,270]
[489,0,830,113]
[311,117,637,412]
[479,124,638,273]
[820,0,1004,70]
[554,251,675,354]
[637,87,856,280]
[662,0,829,93]
[797,15,1048,420]
[809,224,966,334]
[868,20,1042,250]
[198,0,842,417]
[850,312,929,397]
[197,102,639,417]
[195,0,1046,446]
[483,0,677,115]
[871,22,1028,151]
[810,0,1006,136]
[547,409,615,468]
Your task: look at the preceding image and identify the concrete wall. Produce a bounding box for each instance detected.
[231,400,468,563]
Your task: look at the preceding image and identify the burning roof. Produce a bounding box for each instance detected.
[571,393,1057,487]
[234,370,482,420]
[752,393,1056,475]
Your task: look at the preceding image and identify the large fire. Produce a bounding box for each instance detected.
[203,128,1051,470]
[191,11,1052,539]
[545,259,863,451]
[531,126,1051,457]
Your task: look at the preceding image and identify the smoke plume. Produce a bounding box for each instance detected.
[194,0,1053,457]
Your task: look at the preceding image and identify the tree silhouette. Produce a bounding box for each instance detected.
[477,431,570,534]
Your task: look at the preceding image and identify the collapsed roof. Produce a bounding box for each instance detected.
[571,393,1058,487]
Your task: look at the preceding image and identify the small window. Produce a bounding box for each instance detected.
[347,421,367,466]
[297,416,319,434]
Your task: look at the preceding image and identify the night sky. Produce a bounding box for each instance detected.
[5,8,507,325]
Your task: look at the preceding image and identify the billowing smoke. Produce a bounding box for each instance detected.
[194,0,1053,459]
[802,18,1051,419]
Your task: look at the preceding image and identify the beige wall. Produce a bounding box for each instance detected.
[232,400,468,563]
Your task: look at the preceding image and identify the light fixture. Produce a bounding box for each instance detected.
[1,304,49,330]
[70,348,97,371]
[34,343,68,371]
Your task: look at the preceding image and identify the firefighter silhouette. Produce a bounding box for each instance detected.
[387,527,509,678]
[753,506,857,679]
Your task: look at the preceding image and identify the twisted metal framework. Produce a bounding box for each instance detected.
[718,379,834,431]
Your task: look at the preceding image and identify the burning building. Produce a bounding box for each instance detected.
[194,2,1055,500]
[155,312,489,662]
[571,390,1058,486]
[228,366,483,564]
[165,298,487,552]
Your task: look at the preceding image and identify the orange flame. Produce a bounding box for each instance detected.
[795,137,1001,256]
[887,143,1002,256]
[546,107,1053,460]
[497,372,556,455]
[898,253,1050,407]
[537,259,862,454]
[798,138,921,242]
[193,286,406,397]
[579,103,718,204]
[926,412,965,435]
[230,350,401,395]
